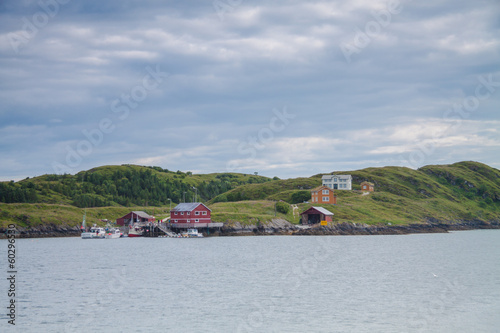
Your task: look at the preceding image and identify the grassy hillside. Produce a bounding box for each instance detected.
[209,161,500,226]
[209,177,320,204]
[1,161,499,229]
[0,164,271,208]
[0,203,171,229]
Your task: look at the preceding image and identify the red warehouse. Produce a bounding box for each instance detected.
[116,211,155,226]
[170,203,212,225]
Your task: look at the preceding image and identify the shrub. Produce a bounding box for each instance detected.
[276,201,289,214]
[290,191,311,204]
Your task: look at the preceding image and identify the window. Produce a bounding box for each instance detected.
[195,219,199,222]
[181,212,184,215]
[187,219,190,222]
[322,189,329,195]
[334,178,337,182]
[322,196,329,202]
[174,212,178,215]
[202,211,207,215]
[174,219,178,222]
[195,211,200,215]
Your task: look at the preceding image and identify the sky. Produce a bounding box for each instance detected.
[0,0,499,180]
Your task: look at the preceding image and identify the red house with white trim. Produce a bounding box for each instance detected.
[170,203,212,225]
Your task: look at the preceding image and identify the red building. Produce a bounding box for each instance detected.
[360,181,375,192]
[311,186,337,204]
[300,206,334,225]
[116,211,155,226]
[170,203,212,225]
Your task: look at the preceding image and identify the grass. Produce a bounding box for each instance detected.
[0,203,171,229]
[2,161,500,229]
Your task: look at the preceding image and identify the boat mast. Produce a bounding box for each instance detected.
[82,210,87,230]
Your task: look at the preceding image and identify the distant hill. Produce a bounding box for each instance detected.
[207,161,500,226]
[209,177,320,204]
[211,161,500,204]
[0,164,271,208]
[1,161,499,229]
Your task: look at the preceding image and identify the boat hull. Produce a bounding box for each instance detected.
[81,232,105,239]
[180,229,203,238]
[105,233,121,239]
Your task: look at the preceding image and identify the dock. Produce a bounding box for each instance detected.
[137,222,224,237]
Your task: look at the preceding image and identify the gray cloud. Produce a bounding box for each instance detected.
[0,0,499,180]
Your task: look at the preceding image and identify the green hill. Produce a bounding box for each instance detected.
[209,161,500,226]
[0,164,271,208]
[1,161,499,230]
[209,177,320,204]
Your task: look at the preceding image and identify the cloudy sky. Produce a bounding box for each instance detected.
[1,0,499,180]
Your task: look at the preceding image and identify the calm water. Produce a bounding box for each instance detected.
[1,230,499,332]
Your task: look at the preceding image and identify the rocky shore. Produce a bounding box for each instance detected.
[0,224,82,239]
[1,219,499,239]
[216,218,500,236]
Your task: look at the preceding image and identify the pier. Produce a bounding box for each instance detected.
[131,221,224,237]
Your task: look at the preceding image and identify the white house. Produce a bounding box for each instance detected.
[321,174,352,190]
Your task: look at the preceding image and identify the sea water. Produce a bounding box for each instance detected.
[1,230,499,332]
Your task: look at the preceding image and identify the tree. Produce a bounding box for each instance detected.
[290,191,311,204]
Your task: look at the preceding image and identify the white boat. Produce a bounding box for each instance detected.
[105,228,123,239]
[181,228,203,238]
[81,225,106,239]
[127,223,143,237]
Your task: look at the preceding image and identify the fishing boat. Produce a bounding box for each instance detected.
[81,224,106,239]
[105,228,123,239]
[181,228,203,238]
[127,224,143,237]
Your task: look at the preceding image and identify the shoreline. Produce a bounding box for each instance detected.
[1,219,499,239]
[216,219,500,237]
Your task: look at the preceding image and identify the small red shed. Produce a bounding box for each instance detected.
[170,203,212,225]
[300,206,334,225]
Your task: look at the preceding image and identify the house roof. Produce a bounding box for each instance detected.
[311,185,333,193]
[322,174,352,180]
[130,211,154,219]
[171,202,211,212]
[300,206,334,216]
[361,181,374,185]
